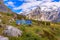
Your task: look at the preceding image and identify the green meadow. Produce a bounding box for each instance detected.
[0,12,60,40]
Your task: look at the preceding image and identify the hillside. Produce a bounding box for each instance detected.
[0,12,60,40]
[0,0,60,40]
[0,0,13,13]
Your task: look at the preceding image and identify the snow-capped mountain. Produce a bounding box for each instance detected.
[2,0,60,22]
[26,4,60,22]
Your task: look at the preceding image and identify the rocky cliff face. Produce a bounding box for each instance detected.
[26,5,60,22]
[0,0,13,13]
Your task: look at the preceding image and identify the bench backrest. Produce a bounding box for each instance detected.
[16,20,32,25]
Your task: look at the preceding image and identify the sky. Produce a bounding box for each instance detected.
[3,0,60,14]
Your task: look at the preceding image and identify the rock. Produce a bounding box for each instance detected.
[3,25,22,37]
[0,14,2,17]
[0,36,9,40]
[0,24,3,27]
[0,19,2,23]
[11,18,15,21]
[0,24,6,28]
[9,18,15,23]
[26,6,60,22]
[13,14,17,19]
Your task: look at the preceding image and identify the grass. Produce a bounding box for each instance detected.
[0,12,60,40]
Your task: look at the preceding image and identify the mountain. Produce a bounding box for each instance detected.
[0,10,60,40]
[0,0,13,13]
[1,0,60,22]
[26,5,60,22]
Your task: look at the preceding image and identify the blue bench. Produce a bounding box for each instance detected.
[16,20,21,25]
[26,20,32,25]
[16,20,32,25]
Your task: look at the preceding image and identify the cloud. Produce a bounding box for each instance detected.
[5,1,15,8]
[13,0,42,14]
[41,2,60,7]
[7,1,15,7]
[4,0,7,1]
[4,0,60,14]
[13,1,42,12]
[24,0,53,2]
[40,2,60,11]
[23,0,37,2]
[42,0,53,2]
[18,0,24,1]
[13,0,57,14]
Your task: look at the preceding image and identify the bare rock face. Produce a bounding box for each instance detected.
[0,36,9,40]
[26,6,60,22]
[0,0,13,13]
[3,25,22,37]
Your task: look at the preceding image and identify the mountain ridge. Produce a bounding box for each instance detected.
[26,5,60,22]
[0,0,14,13]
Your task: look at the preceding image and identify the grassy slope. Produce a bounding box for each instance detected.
[0,12,60,40]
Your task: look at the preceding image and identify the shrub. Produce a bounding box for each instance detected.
[17,15,26,20]
[6,13,13,16]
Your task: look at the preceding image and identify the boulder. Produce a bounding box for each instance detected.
[3,25,22,37]
[0,19,2,23]
[0,14,2,17]
[0,36,9,40]
[9,18,15,23]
